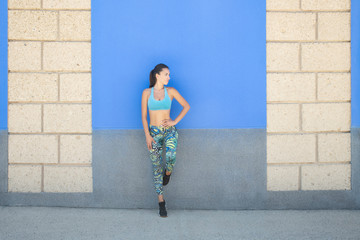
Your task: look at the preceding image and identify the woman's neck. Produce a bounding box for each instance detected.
[153,84,164,90]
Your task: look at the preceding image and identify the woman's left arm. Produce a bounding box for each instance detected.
[161,87,190,127]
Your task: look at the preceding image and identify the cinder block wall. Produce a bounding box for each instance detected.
[7,0,92,192]
[266,0,351,190]
[6,0,352,193]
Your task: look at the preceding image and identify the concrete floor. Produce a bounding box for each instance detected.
[1,206,360,239]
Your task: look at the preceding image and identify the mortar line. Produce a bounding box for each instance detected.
[41,104,44,132]
[8,101,91,104]
[8,71,92,74]
[7,12,9,153]
[299,43,302,71]
[266,10,350,13]
[315,12,318,40]
[57,10,60,40]
[299,104,302,131]
[8,39,91,43]
[41,0,43,8]
[8,8,91,12]
[9,133,92,135]
[266,40,350,43]
[41,42,43,70]
[58,73,60,101]
[267,100,350,104]
[272,100,351,104]
[267,71,351,74]
[315,73,318,101]
[267,70,350,73]
[9,39,349,44]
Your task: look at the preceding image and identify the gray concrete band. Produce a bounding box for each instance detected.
[0,128,359,209]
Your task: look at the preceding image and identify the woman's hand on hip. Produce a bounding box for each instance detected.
[161,119,176,127]
[146,135,156,151]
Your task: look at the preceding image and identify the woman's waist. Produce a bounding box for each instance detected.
[149,114,171,126]
[149,118,176,129]
[149,124,175,128]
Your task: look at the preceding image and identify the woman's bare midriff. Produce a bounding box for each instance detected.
[149,109,171,126]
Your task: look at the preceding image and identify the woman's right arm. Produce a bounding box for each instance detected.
[141,89,151,138]
[141,89,155,150]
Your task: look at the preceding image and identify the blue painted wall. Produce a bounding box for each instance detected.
[0,0,7,130]
[352,0,360,127]
[92,0,266,129]
[0,1,359,129]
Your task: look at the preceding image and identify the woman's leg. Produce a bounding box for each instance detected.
[164,126,179,174]
[149,126,165,199]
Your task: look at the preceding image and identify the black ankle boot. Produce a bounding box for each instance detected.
[158,200,167,217]
[163,171,171,186]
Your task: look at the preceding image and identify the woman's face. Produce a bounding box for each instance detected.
[156,68,170,85]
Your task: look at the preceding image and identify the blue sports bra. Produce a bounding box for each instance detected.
[148,86,172,111]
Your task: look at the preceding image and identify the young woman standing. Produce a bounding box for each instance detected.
[141,63,190,217]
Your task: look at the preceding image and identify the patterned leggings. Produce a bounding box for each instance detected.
[148,124,178,195]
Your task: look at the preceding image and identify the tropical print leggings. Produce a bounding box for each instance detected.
[148,124,178,195]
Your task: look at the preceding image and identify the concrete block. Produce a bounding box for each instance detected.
[318,133,351,163]
[267,12,315,41]
[59,11,91,41]
[43,104,91,133]
[266,0,300,10]
[44,166,93,192]
[267,104,300,132]
[301,164,351,190]
[267,73,316,102]
[302,103,350,132]
[301,0,350,11]
[301,43,350,71]
[8,165,42,192]
[8,104,42,133]
[60,135,92,164]
[8,42,41,71]
[8,0,41,9]
[267,134,316,163]
[8,10,57,40]
[43,0,91,9]
[318,12,350,41]
[9,134,58,164]
[267,165,299,191]
[318,73,351,101]
[43,42,91,71]
[60,73,91,101]
[267,43,299,71]
[8,73,58,102]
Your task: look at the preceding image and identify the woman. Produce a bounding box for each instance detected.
[141,63,190,217]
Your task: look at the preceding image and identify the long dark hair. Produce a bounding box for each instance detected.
[149,63,169,88]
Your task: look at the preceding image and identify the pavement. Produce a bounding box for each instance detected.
[0,206,360,240]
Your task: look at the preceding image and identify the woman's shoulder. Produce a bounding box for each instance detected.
[166,86,178,94]
[166,87,177,98]
[166,86,176,91]
[142,88,151,96]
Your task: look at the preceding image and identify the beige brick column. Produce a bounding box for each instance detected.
[7,0,92,192]
[266,0,351,191]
